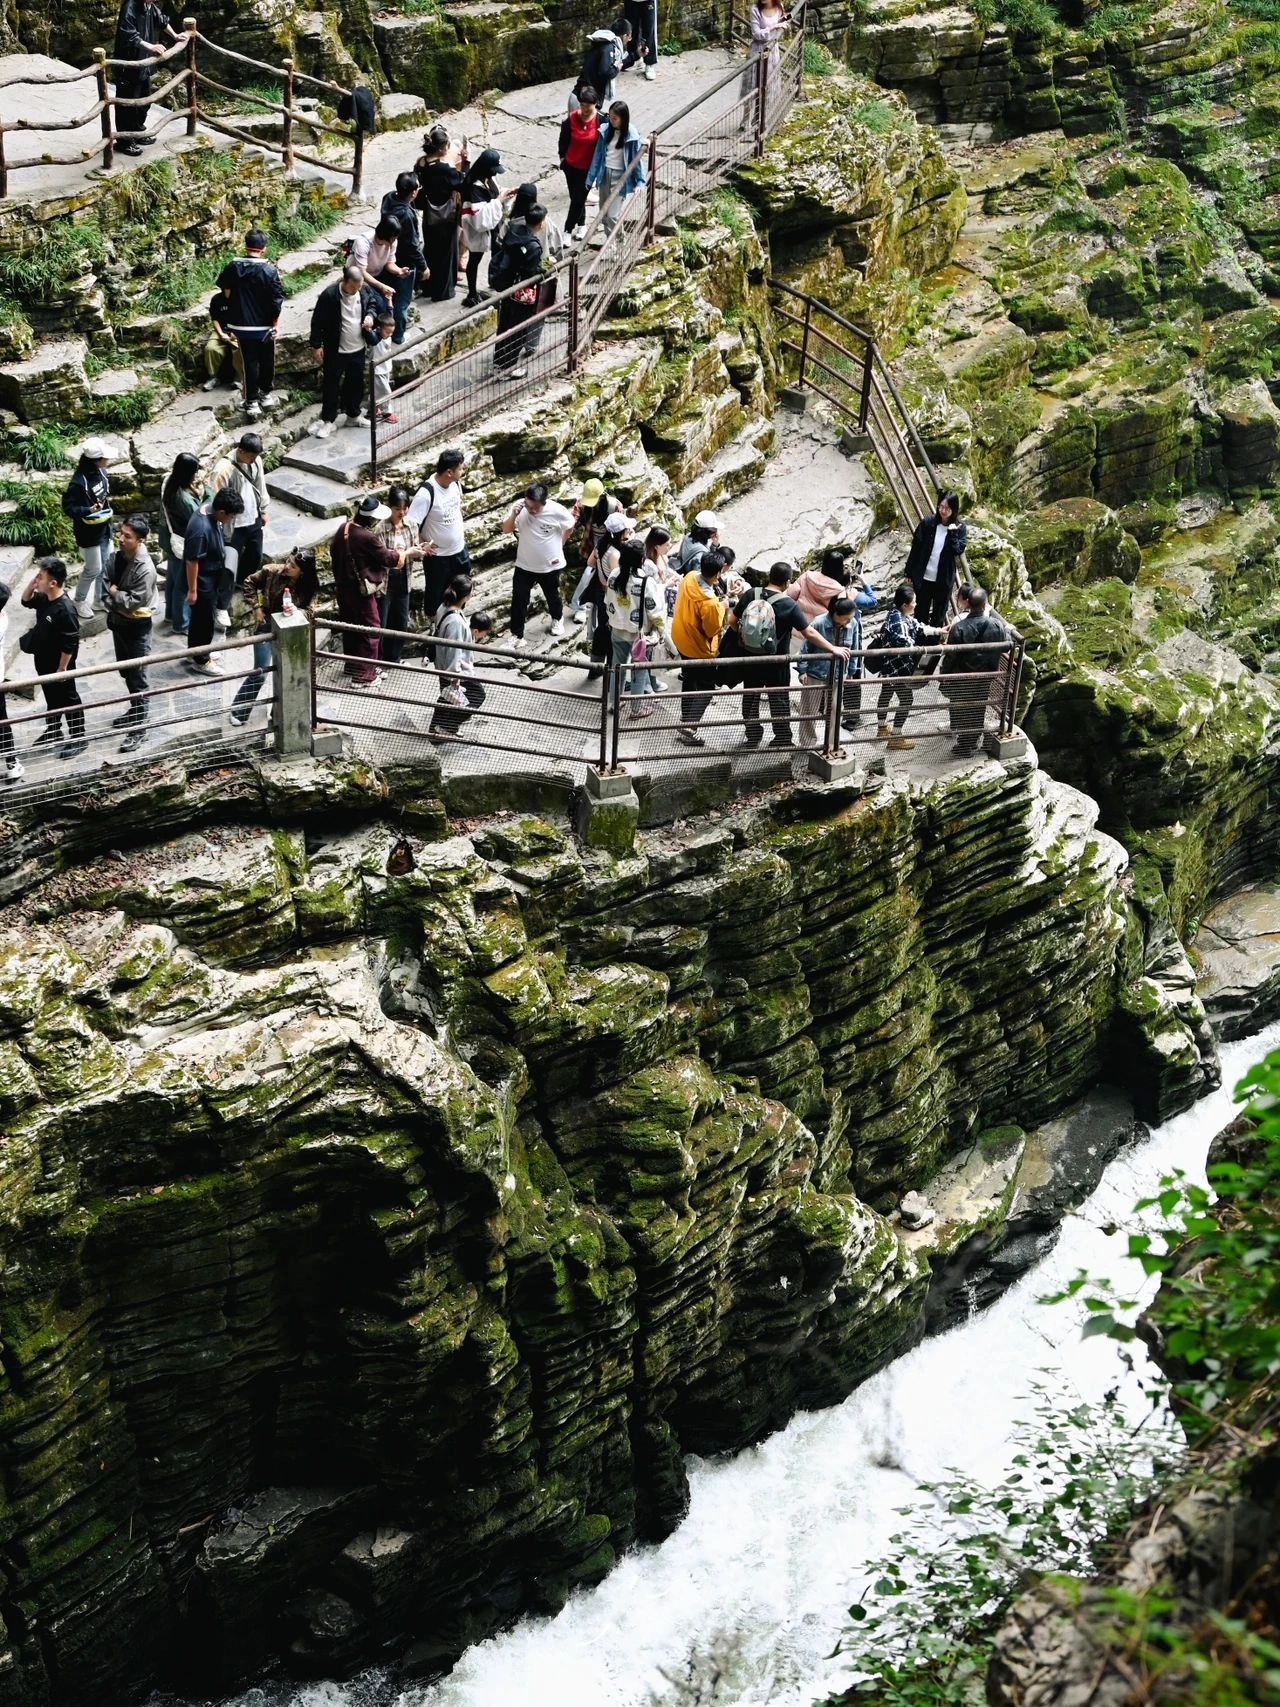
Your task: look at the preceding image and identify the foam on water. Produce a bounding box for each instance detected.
[222,1024,1280,1707]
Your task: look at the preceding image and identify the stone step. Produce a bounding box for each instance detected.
[264,496,343,560]
[267,464,364,518]
[283,430,373,485]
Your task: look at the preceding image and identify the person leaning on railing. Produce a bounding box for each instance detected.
[331,495,413,686]
[869,581,946,753]
[184,488,244,675]
[112,0,180,155]
[230,549,319,726]
[586,101,646,237]
[670,545,729,747]
[938,583,1009,758]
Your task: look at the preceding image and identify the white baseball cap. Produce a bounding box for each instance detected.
[604,513,634,534]
[694,509,720,530]
[81,437,111,461]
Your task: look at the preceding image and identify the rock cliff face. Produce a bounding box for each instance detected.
[0,748,1169,1702]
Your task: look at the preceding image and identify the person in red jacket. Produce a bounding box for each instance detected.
[559,88,601,244]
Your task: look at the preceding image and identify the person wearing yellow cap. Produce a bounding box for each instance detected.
[567,477,622,629]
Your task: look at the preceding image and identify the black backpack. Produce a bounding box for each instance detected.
[488,228,537,293]
[581,37,616,91]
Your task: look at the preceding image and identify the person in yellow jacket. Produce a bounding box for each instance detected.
[670,547,729,747]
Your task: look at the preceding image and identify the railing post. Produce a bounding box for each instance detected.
[644,133,658,244]
[271,611,313,756]
[798,296,812,390]
[753,57,767,158]
[93,49,114,172]
[611,662,624,771]
[858,338,873,433]
[351,120,364,198]
[567,256,580,374]
[599,660,612,773]
[824,654,844,758]
[281,57,295,174]
[0,123,7,201]
[184,19,198,136]
[368,356,378,477]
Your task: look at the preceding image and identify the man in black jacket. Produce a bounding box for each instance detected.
[903,490,968,628]
[379,174,429,344]
[939,584,1009,756]
[21,558,86,758]
[217,231,286,418]
[113,0,177,154]
[308,265,381,440]
[492,207,546,379]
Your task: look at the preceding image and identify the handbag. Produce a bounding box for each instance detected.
[512,283,538,306]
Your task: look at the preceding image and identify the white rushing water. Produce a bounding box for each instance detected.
[225,1024,1280,1707]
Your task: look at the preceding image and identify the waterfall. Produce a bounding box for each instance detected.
[221,1023,1280,1707]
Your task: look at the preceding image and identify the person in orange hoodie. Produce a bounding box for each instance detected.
[670,547,729,747]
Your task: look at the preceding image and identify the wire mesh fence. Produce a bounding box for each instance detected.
[0,632,273,809]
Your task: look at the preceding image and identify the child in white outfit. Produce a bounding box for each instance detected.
[371,311,397,423]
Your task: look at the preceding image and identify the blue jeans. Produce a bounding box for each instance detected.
[392,269,415,344]
[165,554,189,632]
[612,632,653,696]
[231,627,272,719]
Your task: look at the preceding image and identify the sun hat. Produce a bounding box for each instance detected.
[357,496,392,522]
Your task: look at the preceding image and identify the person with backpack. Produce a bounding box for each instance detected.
[586,100,646,236]
[492,205,548,380]
[729,560,848,749]
[869,582,948,751]
[904,490,968,628]
[415,124,465,303]
[674,510,719,575]
[380,174,430,342]
[411,448,470,622]
[939,583,1009,756]
[670,545,729,746]
[429,577,490,738]
[460,149,511,306]
[184,488,244,674]
[605,535,664,716]
[63,438,114,616]
[102,513,158,752]
[571,24,626,111]
[217,230,286,419]
[0,579,22,783]
[559,87,601,245]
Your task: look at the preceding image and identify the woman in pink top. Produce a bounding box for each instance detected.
[792,547,870,622]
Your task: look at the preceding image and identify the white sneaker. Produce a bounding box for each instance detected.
[510,365,528,380]
[345,413,370,428]
[189,655,223,675]
[572,608,588,625]
[214,608,231,631]
[510,635,528,651]
[76,602,94,619]
[315,420,335,439]
[4,758,23,784]
[259,391,284,408]
[644,64,656,79]
[202,376,220,392]
[307,418,325,437]
[549,617,566,638]
[246,400,263,419]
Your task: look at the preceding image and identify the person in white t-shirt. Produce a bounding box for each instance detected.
[500,480,580,646]
[410,447,470,622]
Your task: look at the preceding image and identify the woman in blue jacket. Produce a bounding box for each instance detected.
[586,100,646,235]
[798,591,874,746]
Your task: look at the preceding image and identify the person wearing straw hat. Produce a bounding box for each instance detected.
[63,438,114,617]
[112,0,178,156]
[331,496,405,686]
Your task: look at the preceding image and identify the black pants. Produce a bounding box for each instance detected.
[466,249,484,298]
[624,0,657,64]
[562,162,590,232]
[40,674,85,739]
[743,658,792,744]
[877,680,914,729]
[116,66,151,135]
[236,332,275,404]
[232,522,263,584]
[187,575,217,653]
[946,677,990,749]
[423,223,458,301]
[419,549,470,624]
[430,676,485,735]
[843,674,863,726]
[679,659,718,728]
[379,569,411,664]
[495,297,539,371]
[0,691,12,759]
[110,618,152,719]
[913,576,951,628]
[510,567,563,637]
[322,348,366,423]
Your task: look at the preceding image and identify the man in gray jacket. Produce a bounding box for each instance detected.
[104,514,158,751]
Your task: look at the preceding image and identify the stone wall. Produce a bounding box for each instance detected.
[0,744,1199,1702]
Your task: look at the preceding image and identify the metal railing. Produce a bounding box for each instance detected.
[0,630,274,804]
[309,617,1025,777]
[0,17,364,198]
[770,281,942,529]
[368,12,808,477]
